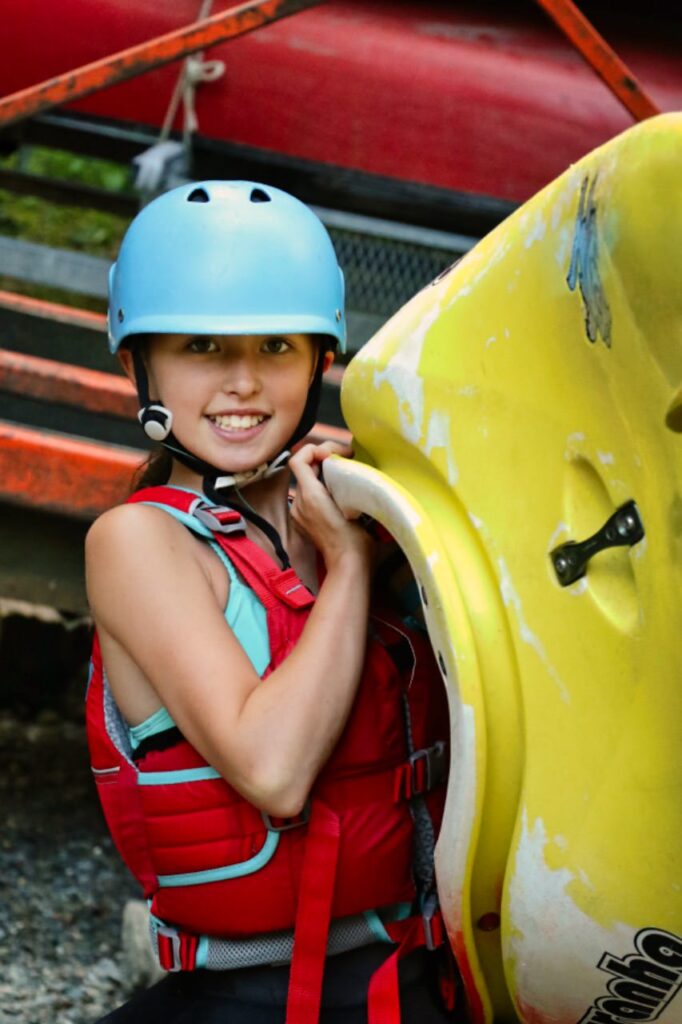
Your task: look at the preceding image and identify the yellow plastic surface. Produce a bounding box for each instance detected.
[337,114,682,1023]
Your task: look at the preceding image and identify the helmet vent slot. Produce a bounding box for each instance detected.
[187,187,210,203]
[250,188,271,203]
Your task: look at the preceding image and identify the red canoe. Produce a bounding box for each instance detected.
[1,1,681,210]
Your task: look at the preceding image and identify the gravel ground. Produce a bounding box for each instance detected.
[0,706,139,1024]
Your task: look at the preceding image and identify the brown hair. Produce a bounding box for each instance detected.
[130,447,174,493]
[120,334,175,494]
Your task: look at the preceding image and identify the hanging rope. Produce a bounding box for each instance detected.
[159,0,225,144]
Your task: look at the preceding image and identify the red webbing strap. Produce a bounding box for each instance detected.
[213,530,315,659]
[127,485,197,513]
[285,799,341,1024]
[155,927,199,972]
[217,532,314,610]
[367,912,446,1024]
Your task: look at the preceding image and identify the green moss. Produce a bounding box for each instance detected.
[0,145,133,301]
[0,145,132,256]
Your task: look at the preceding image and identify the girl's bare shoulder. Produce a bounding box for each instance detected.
[86,500,192,563]
[85,502,211,618]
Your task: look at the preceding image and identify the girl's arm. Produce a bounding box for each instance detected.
[86,448,372,819]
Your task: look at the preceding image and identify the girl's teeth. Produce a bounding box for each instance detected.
[212,414,264,430]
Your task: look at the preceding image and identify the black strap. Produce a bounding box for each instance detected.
[133,725,184,761]
[202,478,291,569]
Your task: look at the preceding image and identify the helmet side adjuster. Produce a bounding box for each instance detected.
[138,404,174,442]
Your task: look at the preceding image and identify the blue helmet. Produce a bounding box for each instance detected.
[108,180,346,353]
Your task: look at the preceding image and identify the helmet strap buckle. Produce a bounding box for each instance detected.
[138,403,173,441]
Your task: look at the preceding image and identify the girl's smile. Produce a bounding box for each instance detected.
[206,410,270,442]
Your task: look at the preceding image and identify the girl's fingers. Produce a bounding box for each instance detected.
[290,441,353,470]
[289,443,358,540]
[290,450,345,524]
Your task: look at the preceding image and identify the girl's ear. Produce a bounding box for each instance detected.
[117,347,137,385]
[322,349,335,374]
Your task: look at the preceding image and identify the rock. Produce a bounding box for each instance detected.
[120,900,166,992]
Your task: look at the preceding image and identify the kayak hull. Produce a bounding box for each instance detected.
[327,112,682,1022]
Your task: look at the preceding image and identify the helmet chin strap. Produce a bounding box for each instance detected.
[131,342,331,567]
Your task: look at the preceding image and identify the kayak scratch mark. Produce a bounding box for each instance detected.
[548,521,570,548]
[524,212,546,248]
[498,557,570,702]
[567,175,612,347]
[423,409,458,485]
[372,306,439,444]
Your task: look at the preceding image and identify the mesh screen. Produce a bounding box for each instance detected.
[328,227,460,320]
[203,913,379,970]
[102,671,135,764]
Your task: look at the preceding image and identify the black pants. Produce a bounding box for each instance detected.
[96,944,455,1022]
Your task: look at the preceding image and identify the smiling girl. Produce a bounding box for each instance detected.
[85,182,452,1023]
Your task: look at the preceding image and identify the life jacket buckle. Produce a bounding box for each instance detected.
[422,893,444,951]
[261,799,311,832]
[193,503,246,535]
[409,741,448,796]
[156,924,183,972]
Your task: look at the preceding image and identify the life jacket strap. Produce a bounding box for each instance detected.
[261,800,311,832]
[156,924,199,972]
[192,503,246,535]
[392,741,448,801]
[367,896,447,1024]
[285,799,341,1024]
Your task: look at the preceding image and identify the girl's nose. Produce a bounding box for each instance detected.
[221,356,261,397]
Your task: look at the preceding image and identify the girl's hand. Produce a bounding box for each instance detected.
[288,442,373,569]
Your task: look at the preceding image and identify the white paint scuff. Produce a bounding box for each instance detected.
[524,212,547,249]
[435,703,478,936]
[548,520,570,548]
[497,557,570,702]
[372,305,440,446]
[423,409,459,485]
[445,239,510,311]
[507,810,634,1022]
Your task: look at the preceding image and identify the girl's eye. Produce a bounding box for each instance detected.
[187,337,220,354]
[262,336,291,354]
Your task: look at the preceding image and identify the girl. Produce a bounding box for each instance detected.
[85,181,453,1023]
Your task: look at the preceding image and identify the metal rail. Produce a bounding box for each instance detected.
[0,422,141,519]
[0,0,324,130]
[0,349,136,418]
[533,0,660,120]
[0,288,106,332]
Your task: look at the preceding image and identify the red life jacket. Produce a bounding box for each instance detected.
[86,485,450,1023]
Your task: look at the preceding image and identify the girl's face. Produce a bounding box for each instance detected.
[124,332,330,476]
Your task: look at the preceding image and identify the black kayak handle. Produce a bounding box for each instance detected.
[550,500,644,587]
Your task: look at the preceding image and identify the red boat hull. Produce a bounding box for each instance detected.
[1,1,681,203]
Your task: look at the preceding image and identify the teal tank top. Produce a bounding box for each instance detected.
[128,490,270,752]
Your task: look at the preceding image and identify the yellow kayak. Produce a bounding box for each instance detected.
[325,112,682,1023]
